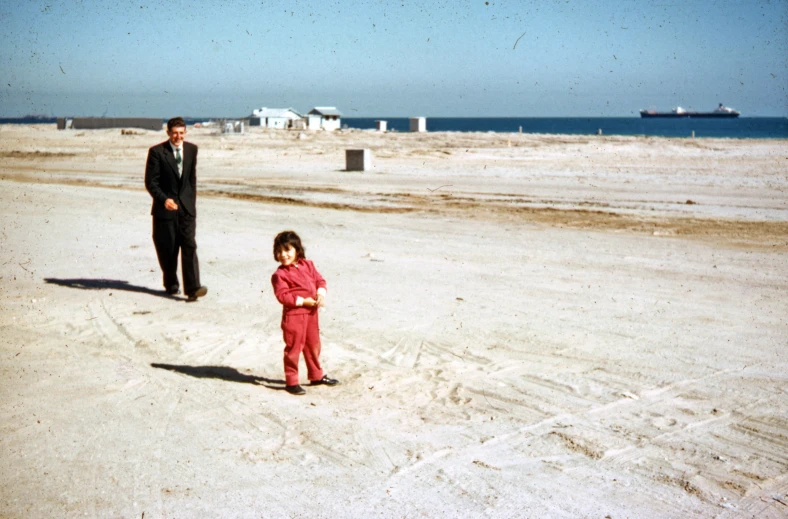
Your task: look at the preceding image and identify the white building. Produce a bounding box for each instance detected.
[409,117,426,132]
[307,107,342,131]
[250,107,303,129]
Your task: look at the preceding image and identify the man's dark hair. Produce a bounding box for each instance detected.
[273,230,306,261]
[167,117,187,131]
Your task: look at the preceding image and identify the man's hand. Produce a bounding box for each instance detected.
[164,198,179,211]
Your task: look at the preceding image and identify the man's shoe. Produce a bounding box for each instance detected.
[285,385,306,395]
[186,286,208,302]
[166,285,180,295]
[311,375,339,386]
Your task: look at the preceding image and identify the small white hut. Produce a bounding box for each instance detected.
[250,107,303,129]
[307,107,342,131]
[409,117,426,132]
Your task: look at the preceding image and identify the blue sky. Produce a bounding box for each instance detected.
[2,0,786,117]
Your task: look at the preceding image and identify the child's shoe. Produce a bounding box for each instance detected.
[285,385,306,395]
[311,375,339,386]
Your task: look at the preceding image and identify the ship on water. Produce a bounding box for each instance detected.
[640,103,740,118]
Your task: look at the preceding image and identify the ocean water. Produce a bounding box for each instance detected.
[3,116,786,139]
[342,117,788,139]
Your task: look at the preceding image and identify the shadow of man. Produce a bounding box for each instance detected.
[44,278,173,299]
[151,363,286,390]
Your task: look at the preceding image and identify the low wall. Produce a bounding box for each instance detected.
[60,118,163,131]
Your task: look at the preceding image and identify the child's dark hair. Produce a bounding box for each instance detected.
[273,230,306,261]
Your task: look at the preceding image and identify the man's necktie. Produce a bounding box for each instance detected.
[175,147,182,177]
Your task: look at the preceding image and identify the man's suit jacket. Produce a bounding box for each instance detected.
[144,141,198,219]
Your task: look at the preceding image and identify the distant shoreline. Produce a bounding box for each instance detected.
[4,116,788,121]
[2,116,786,139]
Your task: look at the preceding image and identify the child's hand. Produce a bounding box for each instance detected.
[303,297,318,307]
[315,294,325,308]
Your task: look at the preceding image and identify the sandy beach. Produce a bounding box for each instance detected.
[1,124,786,518]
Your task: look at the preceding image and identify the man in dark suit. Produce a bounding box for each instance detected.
[145,116,207,302]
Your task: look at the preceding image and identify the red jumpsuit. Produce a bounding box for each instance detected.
[271,259,327,386]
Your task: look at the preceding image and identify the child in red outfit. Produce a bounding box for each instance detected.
[271,231,339,395]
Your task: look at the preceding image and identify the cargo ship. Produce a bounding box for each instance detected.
[640,103,740,118]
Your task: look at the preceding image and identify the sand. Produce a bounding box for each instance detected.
[1,124,786,518]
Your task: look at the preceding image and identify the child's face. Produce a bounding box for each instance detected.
[277,245,298,266]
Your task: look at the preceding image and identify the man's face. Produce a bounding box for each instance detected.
[167,125,186,147]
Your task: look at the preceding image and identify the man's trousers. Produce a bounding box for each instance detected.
[152,212,200,294]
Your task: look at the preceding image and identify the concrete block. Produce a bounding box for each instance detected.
[376,120,387,132]
[346,149,372,171]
